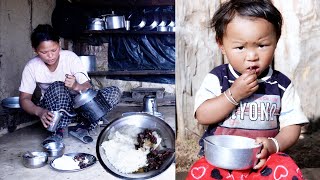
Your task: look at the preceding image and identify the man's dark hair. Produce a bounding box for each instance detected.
[210,0,283,44]
[31,24,60,49]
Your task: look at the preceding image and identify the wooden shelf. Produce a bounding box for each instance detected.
[88,70,175,76]
[82,30,175,36]
[72,0,174,7]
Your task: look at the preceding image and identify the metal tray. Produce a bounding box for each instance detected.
[1,96,20,109]
[50,153,97,172]
[96,113,175,179]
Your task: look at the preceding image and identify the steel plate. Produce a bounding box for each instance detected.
[50,153,97,172]
[96,113,175,179]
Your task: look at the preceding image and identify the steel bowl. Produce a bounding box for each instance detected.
[96,113,175,179]
[204,135,262,170]
[22,151,48,168]
[43,142,65,158]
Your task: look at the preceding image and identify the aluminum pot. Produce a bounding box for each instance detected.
[105,15,125,29]
[88,18,105,30]
[79,55,96,72]
[22,151,48,168]
[43,142,65,158]
[204,135,262,170]
[96,113,175,179]
[73,88,111,124]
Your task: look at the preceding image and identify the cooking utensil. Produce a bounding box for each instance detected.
[96,113,175,179]
[128,11,146,30]
[43,141,65,158]
[122,111,164,121]
[104,12,125,30]
[47,109,76,132]
[143,10,159,31]
[88,18,105,30]
[79,55,96,72]
[22,151,48,168]
[73,88,111,124]
[167,26,175,32]
[142,95,158,113]
[1,96,20,108]
[50,153,97,172]
[204,135,262,170]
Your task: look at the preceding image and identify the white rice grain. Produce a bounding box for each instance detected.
[101,125,149,174]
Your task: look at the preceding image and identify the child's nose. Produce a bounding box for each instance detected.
[246,49,258,61]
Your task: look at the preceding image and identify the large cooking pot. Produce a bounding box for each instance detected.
[73,88,111,124]
[96,113,175,179]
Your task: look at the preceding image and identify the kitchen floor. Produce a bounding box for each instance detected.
[0,104,176,180]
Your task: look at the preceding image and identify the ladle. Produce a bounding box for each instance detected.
[185,127,216,146]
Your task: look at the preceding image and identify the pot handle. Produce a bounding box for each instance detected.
[58,109,77,117]
[68,72,95,89]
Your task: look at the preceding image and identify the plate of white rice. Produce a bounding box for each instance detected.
[96,113,175,179]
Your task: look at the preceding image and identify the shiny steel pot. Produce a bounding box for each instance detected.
[105,15,125,29]
[43,142,65,158]
[79,55,96,72]
[73,88,111,124]
[204,135,262,170]
[22,151,48,168]
[88,18,105,30]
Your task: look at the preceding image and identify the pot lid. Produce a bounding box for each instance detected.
[73,88,98,108]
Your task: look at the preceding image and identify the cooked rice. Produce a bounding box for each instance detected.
[101,125,151,174]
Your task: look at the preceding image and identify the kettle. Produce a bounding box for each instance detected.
[88,18,105,30]
[142,95,158,114]
[73,88,111,124]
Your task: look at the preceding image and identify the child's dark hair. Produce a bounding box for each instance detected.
[210,0,283,44]
[31,24,60,49]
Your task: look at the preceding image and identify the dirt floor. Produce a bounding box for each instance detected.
[176,130,320,173]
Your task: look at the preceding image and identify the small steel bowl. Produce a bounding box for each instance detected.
[43,142,65,158]
[204,135,262,170]
[22,151,48,168]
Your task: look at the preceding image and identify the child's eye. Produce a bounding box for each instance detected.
[259,44,267,48]
[235,46,244,50]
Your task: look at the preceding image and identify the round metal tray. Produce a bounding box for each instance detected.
[96,113,175,179]
[50,153,97,172]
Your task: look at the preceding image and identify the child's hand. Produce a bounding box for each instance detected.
[230,70,259,101]
[253,137,277,169]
